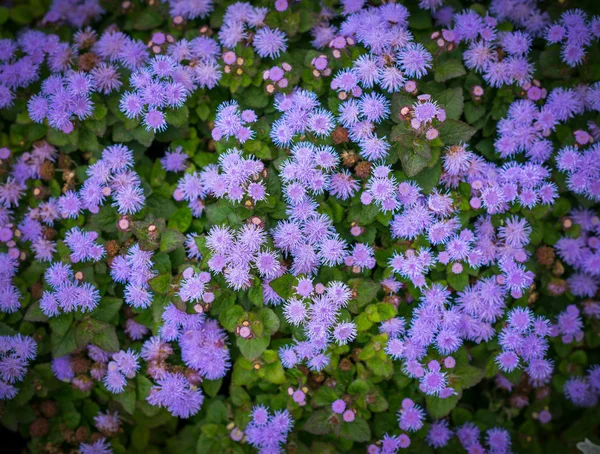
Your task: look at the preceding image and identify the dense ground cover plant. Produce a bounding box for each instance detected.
[0,0,599,452]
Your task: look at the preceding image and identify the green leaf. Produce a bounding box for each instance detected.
[399,150,429,177]
[133,9,164,30]
[303,410,332,435]
[464,102,486,124]
[426,393,460,419]
[341,418,371,442]
[437,87,464,121]
[202,379,222,398]
[131,425,150,451]
[258,308,280,336]
[24,301,48,323]
[219,305,245,332]
[160,228,186,253]
[90,320,120,352]
[454,364,486,390]
[165,106,189,128]
[49,313,74,336]
[437,119,477,145]
[348,279,380,310]
[148,274,172,294]
[268,273,295,299]
[237,335,270,361]
[91,297,123,323]
[447,268,469,291]
[52,327,76,358]
[0,7,8,24]
[113,385,136,414]
[434,59,466,82]
[167,207,193,233]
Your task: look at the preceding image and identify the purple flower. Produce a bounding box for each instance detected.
[253,28,288,59]
[426,419,453,448]
[52,355,74,382]
[397,43,432,78]
[397,399,425,432]
[94,411,120,436]
[147,372,204,418]
[161,147,188,172]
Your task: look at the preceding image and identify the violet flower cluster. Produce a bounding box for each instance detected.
[103,349,140,394]
[0,334,37,399]
[40,262,101,316]
[110,244,156,309]
[279,141,357,202]
[545,9,600,67]
[555,212,600,298]
[212,101,257,143]
[279,280,355,372]
[75,143,145,216]
[495,307,553,386]
[205,223,281,291]
[218,3,287,59]
[245,405,293,454]
[119,55,195,132]
[201,148,266,203]
[0,253,21,314]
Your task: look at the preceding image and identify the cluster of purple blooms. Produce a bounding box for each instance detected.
[279,280,355,372]
[553,305,584,345]
[0,334,37,399]
[110,244,156,309]
[0,253,21,314]
[373,396,515,453]
[495,307,553,386]
[164,0,214,21]
[147,371,204,418]
[487,0,550,37]
[178,267,213,305]
[449,11,535,88]
[205,223,280,290]
[382,304,456,398]
[0,145,57,262]
[0,31,65,109]
[496,87,600,163]
[103,349,140,394]
[43,0,104,28]
[212,101,257,143]
[136,301,230,418]
[332,3,431,85]
[545,9,600,67]
[164,34,223,90]
[64,227,105,263]
[555,211,600,298]
[557,142,600,203]
[40,262,101,316]
[564,365,600,408]
[28,71,99,134]
[119,55,196,132]
[218,3,287,59]
[71,144,145,216]
[271,89,336,147]
[201,148,266,203]
[153,303,230,382]
[271,209,348,277]
[244,405,293,454]
[279,142,357,202]
[179,317,230,380]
